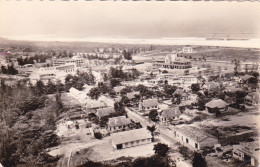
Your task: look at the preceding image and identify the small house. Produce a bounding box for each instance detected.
[139,98,159,111]
[159,108,181,123]
[96,107,115,118]
[108,116,132,133]
[126,91,140,100]
[114,86,126,95]
[205,99,228,116]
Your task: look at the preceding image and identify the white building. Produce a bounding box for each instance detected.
[153,52,191,69]
[29,63,77,84]
[108,116,132,133]
[233,140,260,167]
[159,108,181,123]
[139,98,159,112]
[182,47,193,53]
[52,57,84,67]
[174,126,218,150]
[111,128,152,149]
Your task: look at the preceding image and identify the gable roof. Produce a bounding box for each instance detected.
[240,74,254,81]
[177,126,216,142]
[205,99,228,108]
[225,86,243,92]
[111,128,152,145]
[108,116,131,127]
[160,108,181,118]
[114,86,126,93]
[96,107,115,117]
[126,92,140,100]
[173,89,184,96]
[202,81,220,89]
[141,98,158,108]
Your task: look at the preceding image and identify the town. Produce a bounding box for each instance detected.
[0,38,259,167]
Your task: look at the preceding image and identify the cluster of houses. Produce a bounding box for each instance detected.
[1,46,259,166]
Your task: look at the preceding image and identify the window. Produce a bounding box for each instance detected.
[186,138,189,143]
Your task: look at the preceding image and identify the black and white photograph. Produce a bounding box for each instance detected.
[0,1,259,167]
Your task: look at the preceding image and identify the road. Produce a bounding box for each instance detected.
[49,137,111,167]
[126,107,192,167]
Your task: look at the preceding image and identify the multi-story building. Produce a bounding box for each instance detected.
[52,57,84,67]
[153,52,191,69]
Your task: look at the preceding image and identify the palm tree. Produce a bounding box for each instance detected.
[147,125,160,141]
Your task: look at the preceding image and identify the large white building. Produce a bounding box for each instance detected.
[153,52,191,69]
[52,57,84,67]
[111,128,152,149]
[29,63,77,84]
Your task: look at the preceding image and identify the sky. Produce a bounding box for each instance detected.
[0,1,260,40]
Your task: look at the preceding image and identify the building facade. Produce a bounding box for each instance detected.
[108,116,132,133]
[139,98,159,111]
[153,53,191,69]
[111,128,152,149]
[233,141,259,167]
[174,126,218,150]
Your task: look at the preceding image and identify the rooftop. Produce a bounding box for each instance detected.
[160,108,181,118]
[108,116,131,127]
[111,128,152,145]
[96,107,115,117]
[114,86,126,93]
[205,99,228,109]
[177,126,216,142]
[126,92,140,100]
[141,98,158,108]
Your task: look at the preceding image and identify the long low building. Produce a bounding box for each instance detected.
[233,140,259,167]
[174,126,218,150]
[111,128,152,150]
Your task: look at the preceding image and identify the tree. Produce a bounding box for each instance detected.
[35,80,45,96]
[192,152,207,167]
[120,96,130,106]
[153,143,169,157]
[148,109,158,122]
[147,125,159,141]
[45,80,56,94]
[122,50,132,60]
[87,87,101,100]
[94,132,103,139]
[114,101,125,114]
[55,92,63,112]
[110,78,121,87]
[163,85,177,97]
[162,70,168,74]
[191,83,200,94]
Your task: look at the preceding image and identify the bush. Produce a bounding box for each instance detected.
[94,132,103,139]
[19,96,46,114]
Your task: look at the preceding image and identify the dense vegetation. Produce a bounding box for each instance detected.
[0,79,63,166]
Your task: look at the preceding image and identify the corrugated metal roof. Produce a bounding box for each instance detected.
[111,128,152,145]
